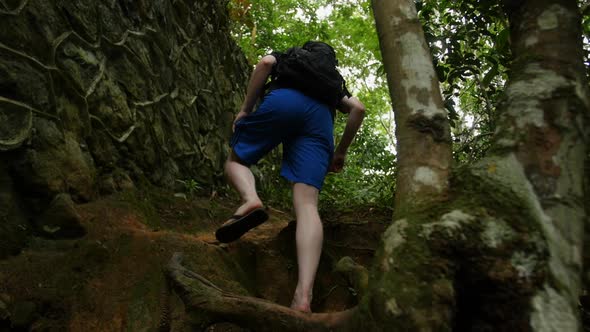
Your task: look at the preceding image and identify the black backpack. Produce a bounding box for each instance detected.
[268,41,351,109]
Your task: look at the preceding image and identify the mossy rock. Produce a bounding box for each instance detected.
[0,99,32,151]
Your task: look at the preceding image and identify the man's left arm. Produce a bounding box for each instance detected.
[329,96,366,172]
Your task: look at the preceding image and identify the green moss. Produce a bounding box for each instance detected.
[450,162,535,224]
[361,208,447,328]
[357,156,553,330]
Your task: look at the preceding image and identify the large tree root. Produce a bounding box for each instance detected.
[165,253,356,332]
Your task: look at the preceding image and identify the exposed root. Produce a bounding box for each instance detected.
[165,253,356,332]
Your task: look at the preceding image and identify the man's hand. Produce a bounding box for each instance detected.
[329,152,346,173]
[332,96,365,170]
[232,110,249,132]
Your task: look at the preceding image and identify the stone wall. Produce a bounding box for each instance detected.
[0,0,249,257]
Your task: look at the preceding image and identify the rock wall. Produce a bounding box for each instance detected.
[0,0,249,257]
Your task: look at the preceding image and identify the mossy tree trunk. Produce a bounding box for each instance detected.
[490,0,589,328]
[168,0,589,330]
[361,0,589,330]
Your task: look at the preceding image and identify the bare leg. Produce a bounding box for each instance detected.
[224,150,263,217]
[291,182,323,313]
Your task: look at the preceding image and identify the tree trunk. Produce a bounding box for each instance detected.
[493,0,590,329]
[371,0,453,215]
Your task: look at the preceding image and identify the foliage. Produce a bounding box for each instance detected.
[321,120,396,212]
[228,0,331,63]
[416,0,509,163]
[176,179,203,198]
[417,0,589,163]
[227,0,396,212]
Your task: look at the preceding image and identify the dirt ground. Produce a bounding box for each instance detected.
[0,187,390,331]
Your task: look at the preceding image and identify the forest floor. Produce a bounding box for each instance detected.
[0,186,390,331]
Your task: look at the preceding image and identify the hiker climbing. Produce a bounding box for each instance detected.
[215,41,365,313]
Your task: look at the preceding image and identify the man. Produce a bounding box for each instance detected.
[215,41,365,313]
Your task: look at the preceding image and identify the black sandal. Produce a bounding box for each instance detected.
[215,208,269,243]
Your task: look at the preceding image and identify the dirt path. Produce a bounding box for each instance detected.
[0,189,389,331]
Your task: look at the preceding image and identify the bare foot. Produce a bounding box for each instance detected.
[291,303,311,313]
[290,295,312,313]
[233,200,263,219]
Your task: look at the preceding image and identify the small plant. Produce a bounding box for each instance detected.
[176,179,202,198]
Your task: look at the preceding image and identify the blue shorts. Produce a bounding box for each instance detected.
[230,88,334,190]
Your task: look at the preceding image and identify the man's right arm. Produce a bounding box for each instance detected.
[233,55,277,131]
[330,96,366,172]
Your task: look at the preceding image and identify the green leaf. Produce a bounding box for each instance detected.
[495,28,510,51]
[481,64,499,88]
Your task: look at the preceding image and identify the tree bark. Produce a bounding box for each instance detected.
[493,0,590,329]
[371,0,453,215]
